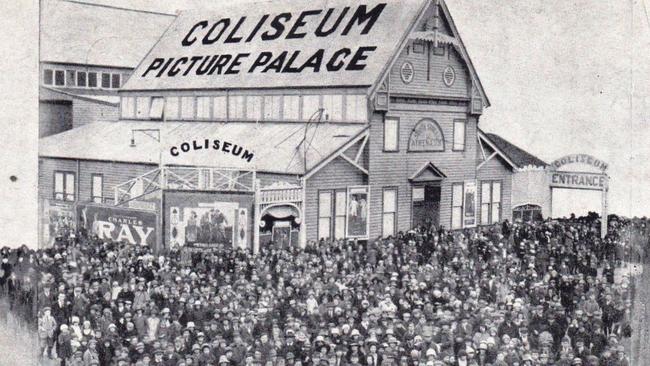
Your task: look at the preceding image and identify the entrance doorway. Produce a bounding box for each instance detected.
[412,184,441,230]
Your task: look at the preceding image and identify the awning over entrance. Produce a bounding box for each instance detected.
[409,162,447,182]
[39,120,367,175]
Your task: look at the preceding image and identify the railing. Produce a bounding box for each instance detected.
[259,187,302,204]
[113,167,256,206]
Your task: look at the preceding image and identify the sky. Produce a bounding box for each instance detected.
[76,0,650,218]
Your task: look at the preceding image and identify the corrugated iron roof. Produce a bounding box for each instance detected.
[40,0,175,68]
[39,121,367,174]
[40,87,120,105]
[123,0,426,91]
[482,132,548,169]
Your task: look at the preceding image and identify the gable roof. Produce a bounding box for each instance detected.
[481,131,547,169]
[39,121,367,175]
[409,162,447,182]
[40,0,175,68]
[122,0,427,91]
[370,0,489,106]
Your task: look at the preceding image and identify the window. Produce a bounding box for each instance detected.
[382,188,397,237]
[246,96,262,120]
[413,40,425,53]
[77,71,87,87]
[165,97,179,120]
[121,96,135,118]
[88,72,98,88]
[196,96,211,119]
[318,191,332,240]
[451,183,464,229]
[66,70,76,86]
[302,95,320,120]
[43,69,53,85]
[180,96,195,119]
[229,95,245,119]
[54,171,75,201]
[101,73,111,88]
[149,97,164,120]
[111,74,121,89]
[480,181,502,224]
[283,95,300,120]
[54,70,65,86]
[135,97,150,119]
[213,96,227,119]
[91,174,103,203]
[334,191,347,239]
[346,95,367,122]
[322,94,343,121]
[263,95,281,120]
[383,117,399,151]
[453,120,466,151]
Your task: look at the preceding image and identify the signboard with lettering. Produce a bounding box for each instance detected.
[123,0,426,91]
[409,119,445,151]
[551,154,608,172]
[77,204,157,246]
[549,171,608,191]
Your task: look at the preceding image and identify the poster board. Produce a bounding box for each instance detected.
[346,185,369,239]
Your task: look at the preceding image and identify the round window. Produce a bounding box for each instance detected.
[443,66,456,87]
[400,61,414,84]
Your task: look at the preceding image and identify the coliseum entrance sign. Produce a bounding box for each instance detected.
[549,154,609,238]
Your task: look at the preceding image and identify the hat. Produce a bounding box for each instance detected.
[572,358,582,365]
[425,348,436,357]
[218,355,230,364]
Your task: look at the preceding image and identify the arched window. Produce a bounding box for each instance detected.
[408,119,445,152]
[513,204,543,222]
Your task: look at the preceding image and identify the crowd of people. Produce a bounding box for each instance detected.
[0,215,648,366]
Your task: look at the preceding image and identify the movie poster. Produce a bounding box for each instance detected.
[170,201,238,247]
[347,186,369,238]
[41,200,76,247]
[236,208,248,249]
[464,180,477,227]
[77,204,158,246]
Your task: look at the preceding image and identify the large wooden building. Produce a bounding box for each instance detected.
[39,0,521,251]
[39,0,174,137]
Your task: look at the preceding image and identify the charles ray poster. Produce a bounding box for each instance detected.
[77,204,158,246]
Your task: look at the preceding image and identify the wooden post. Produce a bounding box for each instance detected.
[253,178,260,254]
[299,177,307,248]
[601,178,608,239]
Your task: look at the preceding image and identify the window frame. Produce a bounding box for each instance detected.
[120,96,135,119]
[334,190,347,239]
[382,187,398,238]
[111,73,121,89]
[149,96,165,120]
[479,180,503,225]
[53,170,76,202]
[317,190,333,240]
[88,72,98,88]
[101,72,111,89]
[43,69,54,85]
[452,119,467,151]
[91,174,104,204]
[180,96,196,120]
[383,117,400,152]
[195,96,212,120]
[451,182,465,229]
[76,71,87,87]
[54,70,65,86]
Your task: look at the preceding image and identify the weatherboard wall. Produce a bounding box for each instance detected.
[305,156,367,242]
[367,104,479,234]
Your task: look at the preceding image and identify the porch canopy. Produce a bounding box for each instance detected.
[39,120,367,175]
